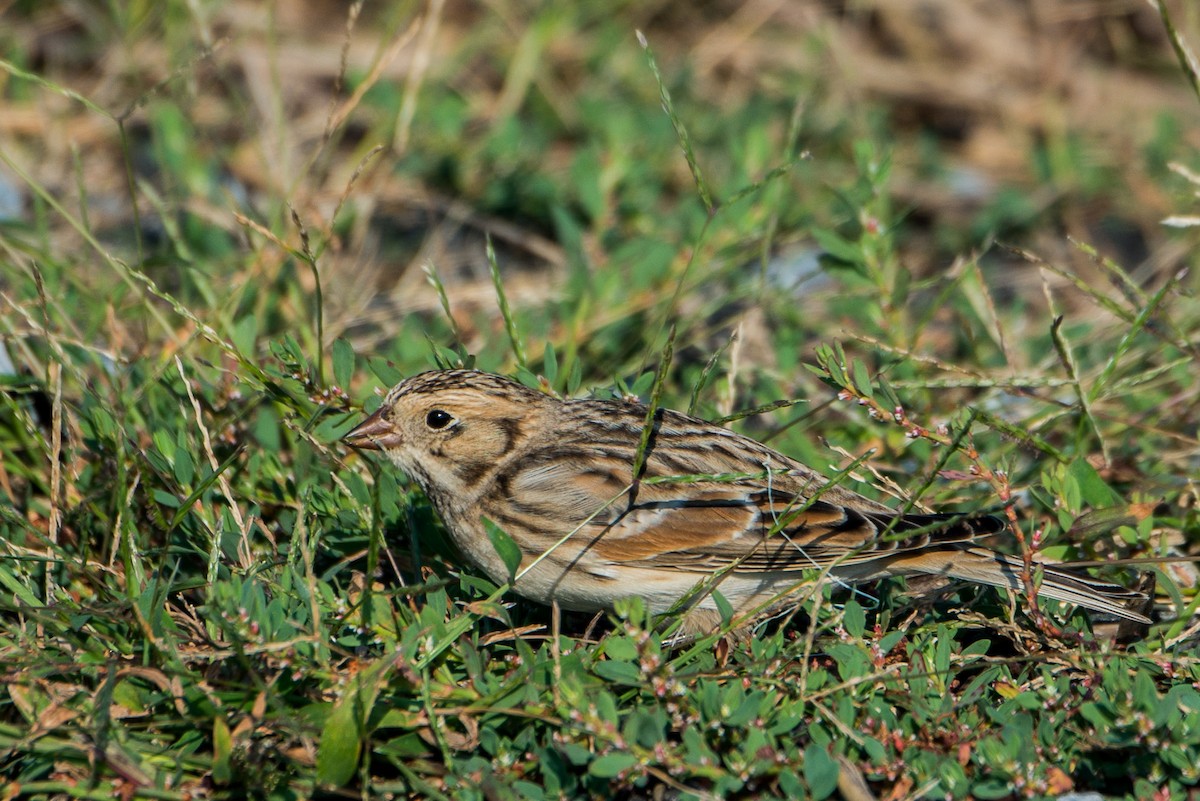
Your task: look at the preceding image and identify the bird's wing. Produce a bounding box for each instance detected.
[481,444,1000,573]
[593,484,1000,573]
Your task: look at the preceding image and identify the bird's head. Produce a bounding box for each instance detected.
[343,369,549,498]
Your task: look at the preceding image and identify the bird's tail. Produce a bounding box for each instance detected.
[905,547,1152,624]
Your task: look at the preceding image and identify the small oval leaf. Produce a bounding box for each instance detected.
[316,697,363,787]
[332,338,355,389]
[590,752,637,778]
[483,517,522,582]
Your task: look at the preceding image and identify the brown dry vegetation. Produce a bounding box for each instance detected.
[4,1,1199,338]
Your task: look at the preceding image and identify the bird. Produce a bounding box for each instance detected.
[342,369,1150,632]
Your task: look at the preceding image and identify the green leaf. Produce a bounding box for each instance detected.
[974,778,1014,799]
[712,589,734,624]
[173,449,194,487]
[512,781,546,801]
[212,716,232,785]
[1067,458,1121,508]
[779,769,805,797]
[1070,504,1154,540]
[281,333,305,365]
[876,375,901,409]
[567,359,583,395]
[367,357,403,387]
[828,642,870,681]
[595,690,619,724]
[604,635,638,662]
[724,693,761,727]
[1079,701,1111,729]
[0,563,41,608]
[960,638,992,658]
[1061,470,1083,513]
[934,626,952,673]
[543,344,558,385]
[332,338,354,389]
[862,736,885,762]
[812,227,863,267]
[803,743,839,799]
[1010,692,1041,711]
[483,517,522,582]
[231,314,257,356]
[153,429,175,462]
[594,659,642,685]
[630,371,655,396]
[316,697,363,787]
[851,359,873,399]
[589,752,637,778]
[559,742,593,766]
[878,630,905,655]
[87,405,119,440]
[515,365,541,389]
[842,600,865,638]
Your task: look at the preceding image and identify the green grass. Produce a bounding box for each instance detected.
[2,3,1200,799]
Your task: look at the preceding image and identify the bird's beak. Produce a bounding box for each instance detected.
[342,407,401,450]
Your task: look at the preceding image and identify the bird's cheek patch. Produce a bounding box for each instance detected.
[452,458,492,487]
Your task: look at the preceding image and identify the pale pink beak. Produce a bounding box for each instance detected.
[342,407,402,450]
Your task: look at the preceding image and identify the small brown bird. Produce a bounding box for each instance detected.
[344,369,1150,631]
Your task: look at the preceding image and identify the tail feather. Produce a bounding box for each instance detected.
[916,547,1152,624]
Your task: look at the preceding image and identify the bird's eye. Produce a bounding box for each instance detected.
[425,409,454,430]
